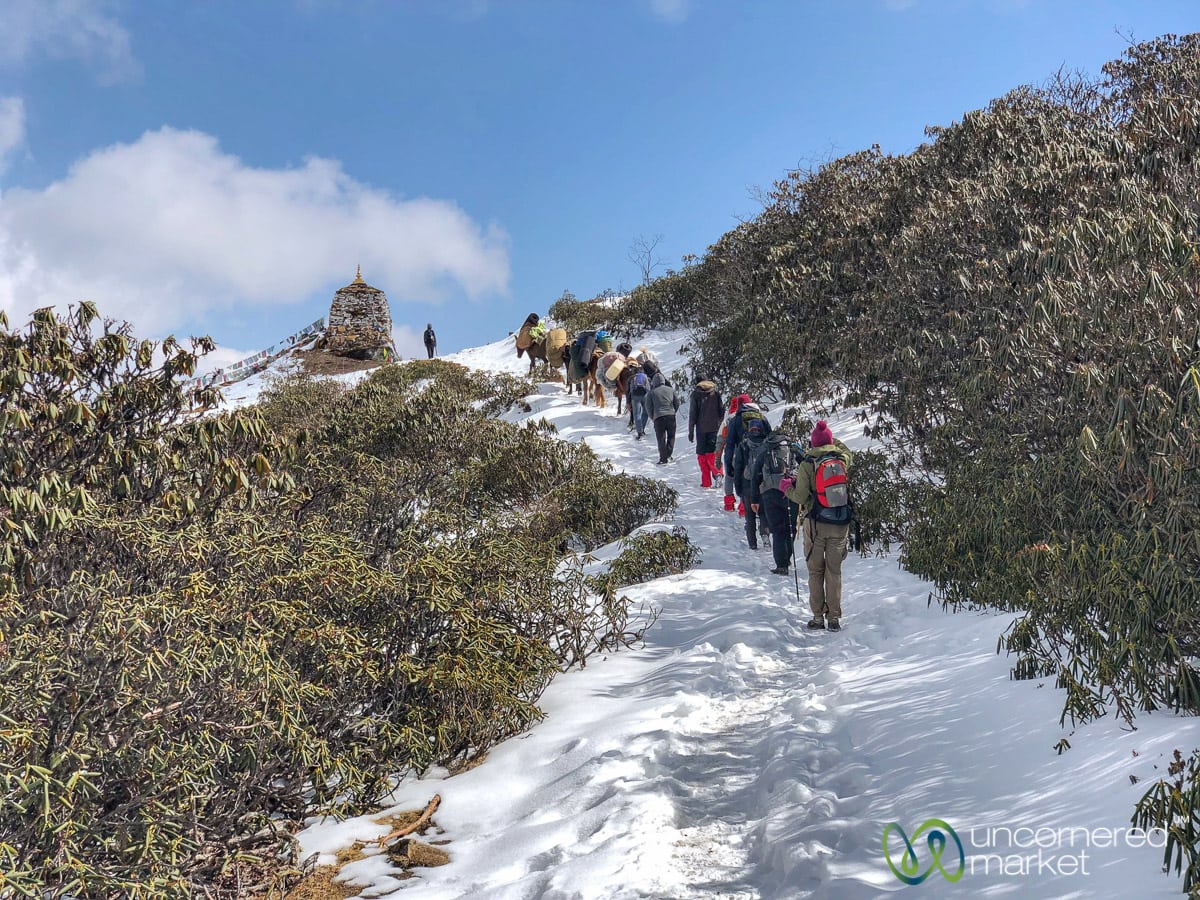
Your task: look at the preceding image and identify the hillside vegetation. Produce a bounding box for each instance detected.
[0,307,677,896]
[555,33,1200,891]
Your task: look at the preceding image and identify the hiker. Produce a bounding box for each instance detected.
[785,420,854,632]
[644,365,681,464]
[423,323,437,359]
[723,394,771,517]
[688,374,724,488]
[715,394,747,512]
[629,365,651,439]
[731,413,772,550]
[750,432,801,575]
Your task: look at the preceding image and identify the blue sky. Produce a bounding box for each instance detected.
[0,1,1195,364]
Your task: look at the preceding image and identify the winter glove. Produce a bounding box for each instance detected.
[779,476,795,494]
[688,432,694,442]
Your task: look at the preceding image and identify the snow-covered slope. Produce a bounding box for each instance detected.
[287,329,1188,899]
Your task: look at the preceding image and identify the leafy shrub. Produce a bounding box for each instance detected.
[588,525,700,598]
[0,315,673,896]
[547,289,615,336]
[601,33,1200,891]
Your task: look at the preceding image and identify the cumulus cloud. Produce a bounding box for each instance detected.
[0,97,24,172]
[648,0,692,24]
[0,0,138,82]
[0,127,511,336]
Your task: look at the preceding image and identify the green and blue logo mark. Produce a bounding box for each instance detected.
[883,819,965,884]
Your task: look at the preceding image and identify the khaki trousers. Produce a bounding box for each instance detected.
[803,518,850,620]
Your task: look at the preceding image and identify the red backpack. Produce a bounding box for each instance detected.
[813,454,853,524]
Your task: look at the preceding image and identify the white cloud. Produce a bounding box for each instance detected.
[0,127,511,337]
[648,0,692,24]
[0,0,138,82]
[0,97,24,172]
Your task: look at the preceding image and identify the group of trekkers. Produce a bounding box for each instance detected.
[686,378,855,632]
[621,345,684,466]
[532,319,855,630]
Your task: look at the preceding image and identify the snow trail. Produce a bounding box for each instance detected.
[296,333,1190,899]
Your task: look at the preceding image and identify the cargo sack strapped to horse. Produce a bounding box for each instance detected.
[570,330,597,381]
[599,350,624,389]
[515,313,541,351]
[545,328,568,365]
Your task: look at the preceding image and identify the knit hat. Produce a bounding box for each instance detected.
[810,420,834,447]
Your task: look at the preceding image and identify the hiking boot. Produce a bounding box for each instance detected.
[737,501,745,517]
[723,494,735,512]
[770,566,788,576]
[807,617,825,629]
[827,619,842,632]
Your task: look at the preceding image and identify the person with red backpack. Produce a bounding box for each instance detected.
[784,420,854,632]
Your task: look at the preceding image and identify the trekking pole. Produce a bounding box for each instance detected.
[790,515,801,609]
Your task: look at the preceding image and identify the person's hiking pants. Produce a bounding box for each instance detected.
[633,398,649,436]
[803,518,850,620]
[762,490,797,570]
[654,415,677,463]
[695,430,718,486]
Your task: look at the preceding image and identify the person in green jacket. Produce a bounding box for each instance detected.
[784,420,853,632]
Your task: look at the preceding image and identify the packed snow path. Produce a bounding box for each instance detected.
[298,334,1192,899]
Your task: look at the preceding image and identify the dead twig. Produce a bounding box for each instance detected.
[376,794,441,847]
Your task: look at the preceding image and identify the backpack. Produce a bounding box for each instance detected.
[736,434,767,497]
[753,434,792,490]
[631,372,649,396]
[743,410,767,440]
[812,453,854,524]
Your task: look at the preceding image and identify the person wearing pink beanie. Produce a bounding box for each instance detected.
[785,421,854,631]
[810,420,834,448]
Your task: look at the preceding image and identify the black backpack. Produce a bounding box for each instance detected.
[736,434,767,497]
[756,433,796,493]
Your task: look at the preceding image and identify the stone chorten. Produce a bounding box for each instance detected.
[325,266,394,360]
